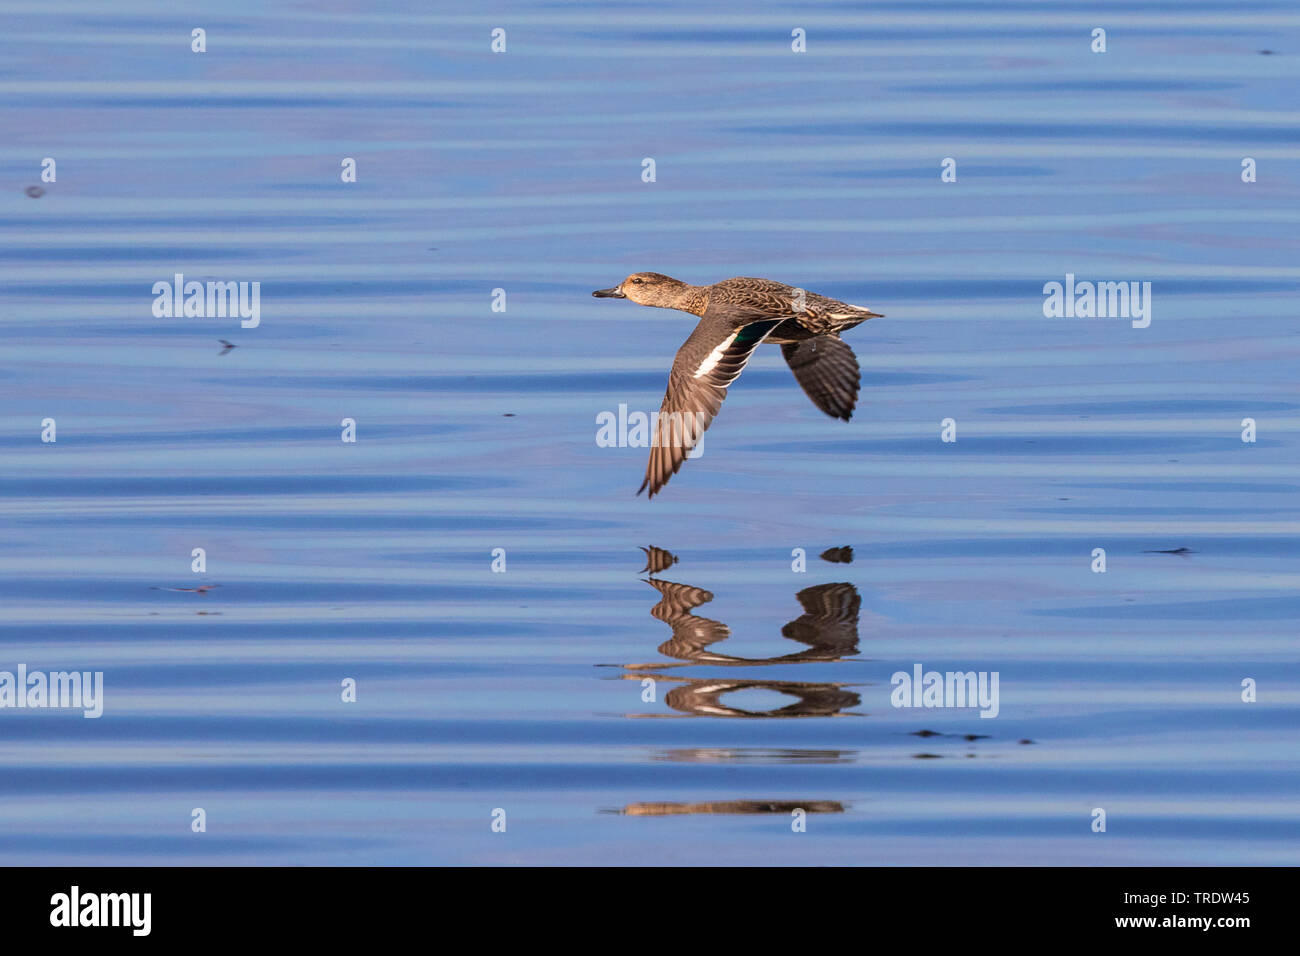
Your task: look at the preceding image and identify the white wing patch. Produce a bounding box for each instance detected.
[693,331,738,379]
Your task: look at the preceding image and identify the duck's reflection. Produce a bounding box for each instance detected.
[639,545,680,574]
[642,577,861,666]
[653,748,854,764]
[633,675,861,718]
[623,547,864,719]
[616,800,846,816]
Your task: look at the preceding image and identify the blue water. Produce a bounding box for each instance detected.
[1,1,1297,865]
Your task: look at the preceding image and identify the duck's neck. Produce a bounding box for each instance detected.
[671,284,709,316]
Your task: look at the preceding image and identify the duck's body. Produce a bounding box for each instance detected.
[593,273,883,498]
[685,275,877,340]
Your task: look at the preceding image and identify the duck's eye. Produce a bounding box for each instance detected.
[631,277,643,284]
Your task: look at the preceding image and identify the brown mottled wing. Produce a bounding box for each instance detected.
[780,334,861,421]
[640,312,785,498]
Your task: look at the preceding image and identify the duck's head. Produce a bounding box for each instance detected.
[592,272,688,308]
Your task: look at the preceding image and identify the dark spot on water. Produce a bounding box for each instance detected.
[502,413,515,416]
[820,545,853,563]
[963,734,990,741]
[911,729,942,737]
[1143,547,1194,554]
[149,584,220,594]
[913,753,943,759]
[24,186,44,198]
[1019,739,1035,745]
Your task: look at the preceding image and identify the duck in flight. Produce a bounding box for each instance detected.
[593,273,882,497]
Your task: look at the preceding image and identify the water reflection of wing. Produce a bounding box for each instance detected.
[781,582,861,659]
[645,578,862,666]
[620,799,845,816]
[645,578,733,660]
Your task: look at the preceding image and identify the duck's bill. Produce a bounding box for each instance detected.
[592,287,625,298]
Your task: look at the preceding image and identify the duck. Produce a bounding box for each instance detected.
[592,273,883,497]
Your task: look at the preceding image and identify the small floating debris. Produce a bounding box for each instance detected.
[911,729,991,742]
[639,545,679,574]
[24,185,44,198]
[218,339,236,355]
[1018,738,1036,745]
[502,413,515,417]
[1142,547,1194,554]
[149,584,220,595]
[912,753,943,759]
[820,545,854,564]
